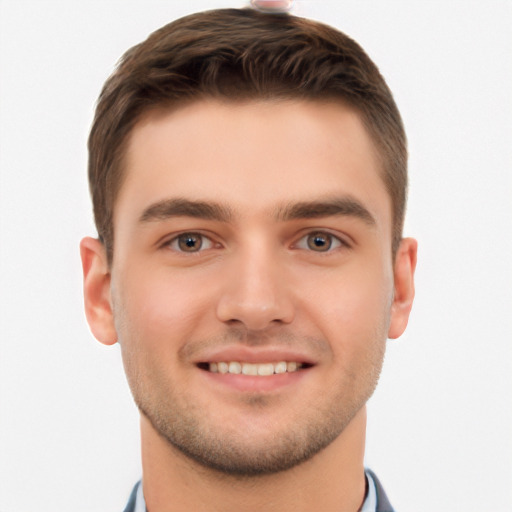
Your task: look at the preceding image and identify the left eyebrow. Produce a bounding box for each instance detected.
[275,196,376,226]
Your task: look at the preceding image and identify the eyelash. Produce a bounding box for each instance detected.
[163,230,349,254]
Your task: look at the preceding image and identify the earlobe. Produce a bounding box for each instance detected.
[80,237,117,345]
[388,237,418,339]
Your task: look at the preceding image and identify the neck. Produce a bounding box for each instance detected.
[140,407,367,512]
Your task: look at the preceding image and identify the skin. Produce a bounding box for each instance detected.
[81,99,417,512]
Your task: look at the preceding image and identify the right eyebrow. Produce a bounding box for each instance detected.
[138,198,234,223]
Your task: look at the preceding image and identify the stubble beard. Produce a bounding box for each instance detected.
[125,336,386,478]
[138,392,353,477]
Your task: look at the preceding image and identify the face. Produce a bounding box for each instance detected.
[82,99,416,476]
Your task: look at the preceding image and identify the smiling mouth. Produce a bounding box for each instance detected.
[197,361,312,376]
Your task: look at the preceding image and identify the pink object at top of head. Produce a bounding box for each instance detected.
[250,0,294,13]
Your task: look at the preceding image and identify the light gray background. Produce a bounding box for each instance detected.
[1,1,511,511]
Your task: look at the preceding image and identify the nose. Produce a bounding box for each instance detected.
[216,245,295,331]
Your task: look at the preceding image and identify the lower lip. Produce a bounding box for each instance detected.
[199,367,310,393]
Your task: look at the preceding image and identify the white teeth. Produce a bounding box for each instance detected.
[257,363,274,376]
[274,361,287,374]
[207,361,303,375]
[228,361,242,374]
[242,363,258,376]
[287,362,297,372]
[218,362,229,374]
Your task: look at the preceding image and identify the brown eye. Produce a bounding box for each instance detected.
[306,232,333,252]
[169,232,213,253]
[178,233,202,252]
[294,231,345,253]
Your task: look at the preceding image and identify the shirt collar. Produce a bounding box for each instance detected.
[360,470,378,512]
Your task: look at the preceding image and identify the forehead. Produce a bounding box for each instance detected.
[116,99,391,229]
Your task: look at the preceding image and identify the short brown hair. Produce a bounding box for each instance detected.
[88,8,407,263]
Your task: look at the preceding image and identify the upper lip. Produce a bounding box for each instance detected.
[194,346,317,365]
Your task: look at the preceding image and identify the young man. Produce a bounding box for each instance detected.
[80,7,416,512]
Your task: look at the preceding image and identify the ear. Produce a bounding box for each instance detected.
[388,237,418,339]
[80,237,117,345]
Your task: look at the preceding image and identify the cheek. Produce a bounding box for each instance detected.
[111,272,213,395]
[112,269,214,353]
[302,264,393,351]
